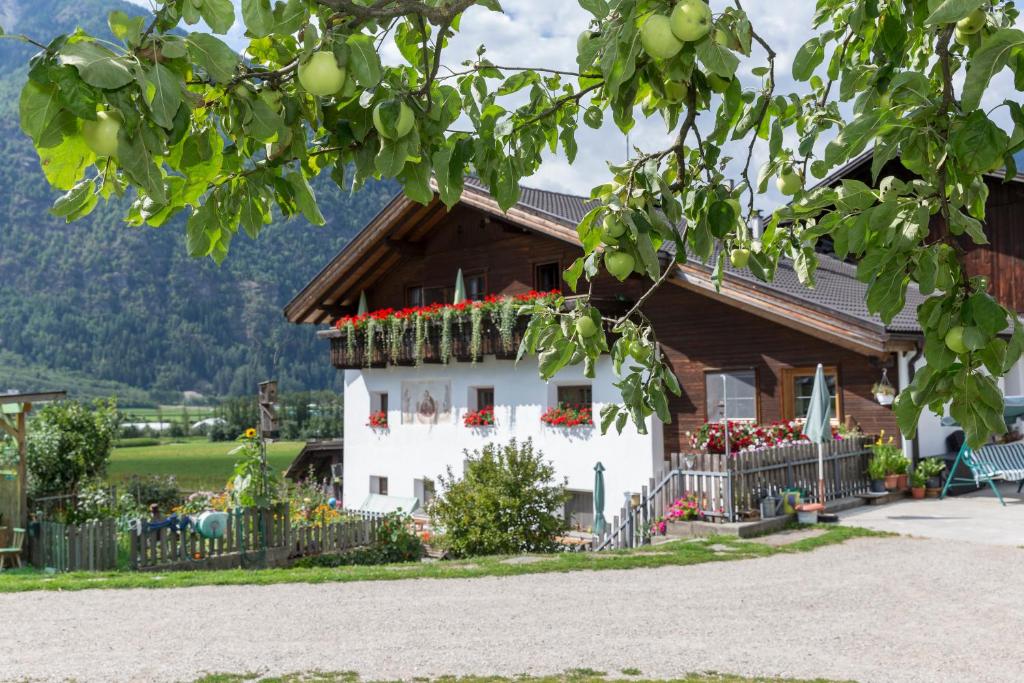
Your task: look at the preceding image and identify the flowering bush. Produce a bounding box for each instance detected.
[463,406,495,427]
[367,411,388,429]
[541,403,593,427]
[689,420,842,454]
[333,290,561,366]
[650,493,705,534]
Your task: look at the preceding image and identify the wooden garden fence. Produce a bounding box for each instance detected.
[128,503,380,571]
[596,436,872,550]
[28,519,118,572]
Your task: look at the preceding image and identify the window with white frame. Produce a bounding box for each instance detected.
[370,475,389,496]
[705,370,758,421]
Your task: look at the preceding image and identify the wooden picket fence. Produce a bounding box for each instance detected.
[128,504,381,571]
[29,519,118,572]
[730,436,874,513]
[596,437,872,550]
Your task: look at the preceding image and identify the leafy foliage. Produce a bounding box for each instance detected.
[291,511,423,567]
[26,398,120,497]
[7,0,1024,446]
[430,438,569,557]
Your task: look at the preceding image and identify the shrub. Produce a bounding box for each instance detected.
[120,474,182,510]
[292,512,423,567]
[27,399,119,497]
[430,438,568,557]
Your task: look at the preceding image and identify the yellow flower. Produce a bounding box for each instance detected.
[879,429,885,437]
[244,428,257,438]
[888,436,894,444]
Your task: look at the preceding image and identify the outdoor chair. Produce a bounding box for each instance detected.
[0,527,25,570]
[941,441,1024,505]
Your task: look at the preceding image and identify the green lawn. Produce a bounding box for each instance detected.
[120,404,216,422]
[107,438,303,491]
[0,526,883,593]
[194,673,849,683]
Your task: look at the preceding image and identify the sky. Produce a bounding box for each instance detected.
[123,1,1013,205]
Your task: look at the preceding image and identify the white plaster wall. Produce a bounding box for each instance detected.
[341,356,663,523]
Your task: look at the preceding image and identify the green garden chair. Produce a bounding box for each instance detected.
[0,527,25,570]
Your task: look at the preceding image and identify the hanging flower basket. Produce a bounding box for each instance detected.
[872,370,896,406]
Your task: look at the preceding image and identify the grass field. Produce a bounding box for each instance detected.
[120,405,216,422]
[107,438,303,491]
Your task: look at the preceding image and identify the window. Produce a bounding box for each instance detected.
[534,262,562,292]
[406,286,423,308]
[473,387,494,410]
[782,366,841,421]
[424,286,451,305]
[370,475,389,496]
[558,385,592,408]
[414,478,436,508]
[371,391,388,414]
[563,490,594,531]
[705,370,758,421]
[465,273,486,301]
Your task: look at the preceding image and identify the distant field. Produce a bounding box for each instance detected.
[120,405,216,422]
[107,439,303,491]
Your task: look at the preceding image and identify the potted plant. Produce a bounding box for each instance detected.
[917,457,946,496]
[910,469,926,499]
[872,381,896,406]
[871,432,905,490]
[867,455,887,493]
[367,410,388,430]
[896,456,910,491]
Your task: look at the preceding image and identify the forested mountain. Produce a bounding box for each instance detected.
[0,0,396,402]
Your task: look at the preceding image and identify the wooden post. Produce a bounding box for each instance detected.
[17,409,27,529]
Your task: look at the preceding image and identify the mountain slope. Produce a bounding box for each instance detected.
[0,0,395,400]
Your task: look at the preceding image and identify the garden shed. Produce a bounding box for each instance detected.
[0,391,66,529]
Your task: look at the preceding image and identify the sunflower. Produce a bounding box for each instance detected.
[244,427,257,439]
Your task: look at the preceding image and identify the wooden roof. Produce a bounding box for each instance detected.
[283,181,924,356]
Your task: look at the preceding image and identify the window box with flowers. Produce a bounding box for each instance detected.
[463,406,495,428]
[328,290,561,369]
[540,403,593,428]
[367,411,388,430]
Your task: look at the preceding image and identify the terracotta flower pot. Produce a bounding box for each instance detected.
[897,474,909,491]
[925,487,942,498]
[911,487,925,499]
[884,474,900,490]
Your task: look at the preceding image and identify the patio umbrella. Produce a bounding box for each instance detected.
[803,363,833,505]
[453,268,466,304]
[357,291,368,316]
[593,461,606,537]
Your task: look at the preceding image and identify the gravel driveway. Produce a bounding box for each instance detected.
[1,536,1020,683]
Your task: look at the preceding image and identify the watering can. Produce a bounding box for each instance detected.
[760,495,780,519]
[194,511,229,540]
[781,489,802,515]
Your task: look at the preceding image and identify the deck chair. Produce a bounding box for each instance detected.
[940,441,1024,506]
[0,528,25,569]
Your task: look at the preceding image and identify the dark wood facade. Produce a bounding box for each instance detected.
[341,204,901,454]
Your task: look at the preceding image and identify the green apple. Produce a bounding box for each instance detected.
[954,26,981,48]
[956,8,986,34]
[945,326,968,354]
[298,51,347,96]
[877,91,891,109]
[605,250,636,281]
[776,166,804,196]
[575,316,598,338]
[577,31,593,55]
[725,197,742,218]
[602,214,628,239]
[729,248,750,269]
[670,0,713,42]
[82,111,121,158]
[640,14,683,60]
[373,100,415,140]
[707,73,731,93]
[664,80,689,103]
